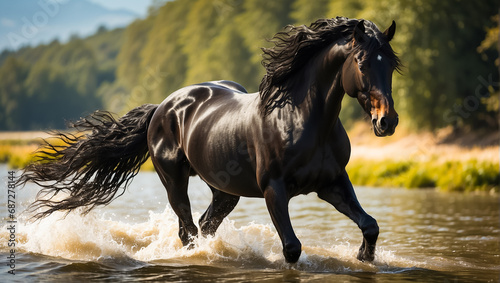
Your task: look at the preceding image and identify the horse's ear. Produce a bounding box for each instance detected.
[383,20,396,41]
[353,20,366,44]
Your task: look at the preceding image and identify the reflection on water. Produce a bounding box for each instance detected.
[0,166,499,282]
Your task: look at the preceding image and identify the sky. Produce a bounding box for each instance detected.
[0,0,154,51]
[87,0,153,17]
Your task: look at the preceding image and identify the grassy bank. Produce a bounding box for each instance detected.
[1,140,157,172]
[0,141,39,169]
[1,139,498,192]
[347,158,499,192]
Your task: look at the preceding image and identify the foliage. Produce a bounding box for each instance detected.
[331,0,499,131]
[0,0,498,132]
[0,27,122,130]
[0,57,29,130]
[0,142,38,169]
[347,158,499,192]
[1,139,156,172]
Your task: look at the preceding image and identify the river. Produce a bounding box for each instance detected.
[0,165,498,282]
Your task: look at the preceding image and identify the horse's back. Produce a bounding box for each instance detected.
[201,80,248,93]
[147,81,263,196]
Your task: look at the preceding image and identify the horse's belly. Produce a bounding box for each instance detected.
[186,133,262,197]
[196,162,263,197]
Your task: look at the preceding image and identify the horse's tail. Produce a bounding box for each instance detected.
[18,104,158,219]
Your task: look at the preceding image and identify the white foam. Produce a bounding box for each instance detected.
[0,208,426,273]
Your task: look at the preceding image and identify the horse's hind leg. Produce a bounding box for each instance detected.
[199,186,240,237]
[317,171,379,262]
[153,157,198,247]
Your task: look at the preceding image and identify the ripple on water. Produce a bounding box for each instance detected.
[0,169,498,282]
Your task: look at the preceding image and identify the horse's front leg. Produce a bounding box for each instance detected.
[263,179,302,263]
[317,171,379,262]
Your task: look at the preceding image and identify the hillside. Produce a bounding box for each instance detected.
[0,0,498,136]
[0,26,124,130]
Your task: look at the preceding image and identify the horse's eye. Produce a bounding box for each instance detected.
[358,62,368,72]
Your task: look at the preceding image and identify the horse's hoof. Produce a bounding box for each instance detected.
[284,242,302,263]
[357,247,375,262]
[357,252,375,262]
[284,251,301,263]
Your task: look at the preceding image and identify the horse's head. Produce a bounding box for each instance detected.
[342,20,400,137]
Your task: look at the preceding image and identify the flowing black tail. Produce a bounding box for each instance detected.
[18,104,158,219]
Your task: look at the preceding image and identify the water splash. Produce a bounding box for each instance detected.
[0,207,425,274]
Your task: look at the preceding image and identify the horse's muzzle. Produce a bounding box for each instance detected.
[372,115,398,137]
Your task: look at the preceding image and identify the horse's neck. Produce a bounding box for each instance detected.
[295,46,348,139]
[262,43,349,146]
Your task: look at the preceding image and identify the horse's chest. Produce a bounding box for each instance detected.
[286,146,345,195]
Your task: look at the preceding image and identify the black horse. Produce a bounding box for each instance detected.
[19,17,400,263]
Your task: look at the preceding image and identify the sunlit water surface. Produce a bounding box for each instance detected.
[0,165,499,282]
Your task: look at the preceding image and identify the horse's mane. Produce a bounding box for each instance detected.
[259,17,401,116]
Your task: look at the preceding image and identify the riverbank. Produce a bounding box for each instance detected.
[1,126,498,192]
[347,124,499,192]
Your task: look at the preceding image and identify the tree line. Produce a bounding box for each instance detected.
[0,0,498,132]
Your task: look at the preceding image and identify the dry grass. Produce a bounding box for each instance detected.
[348,123,499,163]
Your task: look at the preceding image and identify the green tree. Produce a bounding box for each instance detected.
[0,57,29,130]
[396,0,498,130]
[21,39,101,129]
[198,23,258,90]
[291,0,330,25]
[328,0,365,19]
[1,0,498,132]
[139,0,190,104]
[236,0,293,74]
[476,13,499,129]
[116,16,156,90]
[180,0,225,85]
[180,0,258,90]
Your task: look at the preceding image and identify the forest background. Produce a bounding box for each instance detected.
[0,0,498,191]
[0,0,498,132]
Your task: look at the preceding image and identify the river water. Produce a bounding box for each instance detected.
[0,165,498,282]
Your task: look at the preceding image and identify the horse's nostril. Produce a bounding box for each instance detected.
[379,117,388,130]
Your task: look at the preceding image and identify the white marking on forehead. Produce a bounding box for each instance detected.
[377,54,382,61]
